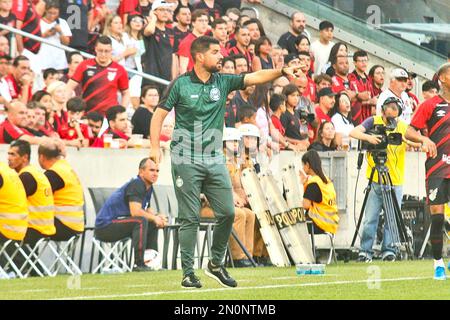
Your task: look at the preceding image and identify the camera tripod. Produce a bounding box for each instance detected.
[350,151,413,259]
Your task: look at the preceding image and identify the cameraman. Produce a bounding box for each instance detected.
[349,97,410,262]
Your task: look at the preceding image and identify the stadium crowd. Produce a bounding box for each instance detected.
[0,0,443,151]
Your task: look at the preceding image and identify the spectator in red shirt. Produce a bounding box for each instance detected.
[117,0,139,24]
[4,55,32,104]
[228,25,253,71]
[58,97,91,148]
[422,80,439,101]
[368,64,384,100]
[13,0,45,55]
[269,92,300,152]
[30,101,57,137]
[31,90,56,134]
[233,54,248,74]
[86,111,104,147]
[0,101,43,144]
[298,50,316,102]
[315,87,335,125]
[177,9,209,74]
[348,50,375,125]
[331,55,357,102]
[314,74,332,102]
[105,105,130,143]
[173,5,191,53]
[47,81,68,133]
[67,36,130,115]
[211,18,229,58]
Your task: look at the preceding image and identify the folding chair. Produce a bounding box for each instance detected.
[44,235,83,276]
[0,238,53,278]
[307,221,337,264]
[88,188,133,274]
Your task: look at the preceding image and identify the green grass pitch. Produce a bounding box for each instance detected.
[0,259,448,300]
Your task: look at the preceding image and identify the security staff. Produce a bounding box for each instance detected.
[0,161,28,242]
[150,36,301,288]
[95,158,167,272]
[7,140,55,244]
[38,139,84,241]
[300,150,339,234]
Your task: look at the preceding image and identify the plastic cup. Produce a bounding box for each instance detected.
[111,139,120,149]
[132,134,143,148]
[103,134,113,148]
[341,135,350,151]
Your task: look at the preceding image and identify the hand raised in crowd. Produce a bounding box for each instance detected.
[421,137,437,158]
[53,24,62,34]
[282,65,303,79]
[20,73,32,86]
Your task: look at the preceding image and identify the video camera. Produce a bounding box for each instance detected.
[297,109,315,124]
[360,117,402,152]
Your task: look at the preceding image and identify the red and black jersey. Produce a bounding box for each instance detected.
[0,119,33,143]
[348,71,373,125]
[58,123,92,141]
[410,95,450,180]
[53,111,68,133]
[331,74,351,93]
[4,74,32,102]
[0,12,16,43]
[303,75,316,103]
[228,46,253,71]
[13,0,41,54]
[407,91,419,113]
[71,59,129,115]
[193,0,223,21]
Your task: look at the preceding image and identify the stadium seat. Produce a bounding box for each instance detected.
[88,188,133,274]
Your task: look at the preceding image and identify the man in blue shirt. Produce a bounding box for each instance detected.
[95,158,167,272]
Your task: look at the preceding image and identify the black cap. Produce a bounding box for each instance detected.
[284,54,299,65]
[317,87,337,99]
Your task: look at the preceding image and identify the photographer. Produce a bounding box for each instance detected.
[349,97,411,262]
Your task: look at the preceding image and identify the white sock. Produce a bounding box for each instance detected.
[434,259,445,269]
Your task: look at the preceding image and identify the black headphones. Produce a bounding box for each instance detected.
[381,96,402,117]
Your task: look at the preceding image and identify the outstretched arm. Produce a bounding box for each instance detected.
[244,66,301,87]
[149,107,170,163]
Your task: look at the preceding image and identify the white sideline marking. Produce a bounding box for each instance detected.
[53,276,429,300]
[271,275,338,280]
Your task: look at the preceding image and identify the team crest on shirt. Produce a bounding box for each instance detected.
[87,70,95,77]
[429,188,438,201]
[210,88,221,101]
[436,110,446,118]
[107,71,117,81]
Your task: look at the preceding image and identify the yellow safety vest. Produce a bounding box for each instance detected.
[50,159,84,232]
[305,175,339,234]
[0,162,28,240]
[20,165,56,236]
[366,116,407,185]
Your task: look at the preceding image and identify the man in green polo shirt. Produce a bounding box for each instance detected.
[150,36,300,289]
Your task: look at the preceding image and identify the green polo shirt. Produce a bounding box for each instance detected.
[159,71,245,162]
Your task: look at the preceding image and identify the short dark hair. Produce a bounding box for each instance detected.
[32,90,51,103]
[66,97,86,113]
[353,50,368,62]
[234,25,248,36]
[174,4,190,18]
[298,50,310,58]
[10,140,31,159]
[191,9,208,22]
[294,34,310,47]
[269,93,286,112]
[106,105,126,123]
[43,68,58,80]
[86,111,103,123]
[67,51,83,64]
[314,74,332,85]
[190,36,220,62]
[96,35,112,46]
[282,83,299,97]
[211,18,227,29]
[45,0,60,10]
[139,157,151,170]
[141,85,159,101]
[239,104,257,122]
[221,56,235,68]
[422,80,439,92]
[13,55,29,67]
[243,18,266,36]
[319,20,334,31]
[232,53,247,63]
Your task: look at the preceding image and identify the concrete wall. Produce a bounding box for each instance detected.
[0,145,427,252]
